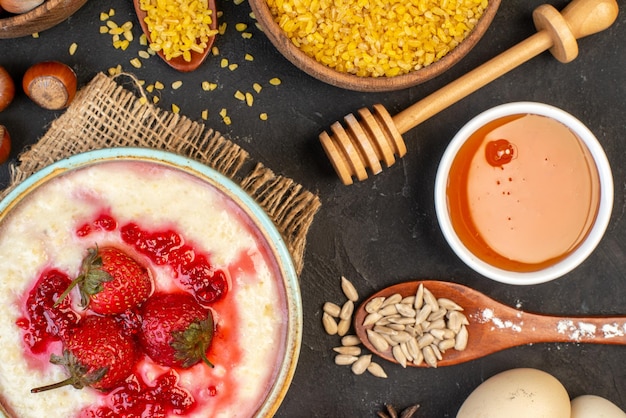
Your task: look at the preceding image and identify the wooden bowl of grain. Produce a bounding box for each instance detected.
[0,0,88,39]
[249,0,501,92]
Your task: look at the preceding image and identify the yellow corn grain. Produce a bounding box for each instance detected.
[172,104,180,114]
[146,84,155,93]
[234,90,245,101]
[212,46,220,56]
[138,0,218,63]
[253,83,262,93]
[99,26,109,34]
[108,8,115,16]
[201,109,209,120]
[241,32,252,39]
[269,77,281,86]
[235,23,247,32]
[259,113,268,121]
[100,12,109,21]
[172,80,183,90]
[69,43,78,55]
[245,92,253,107]
[140,34,148,46]
[154,81,165,90]
[152,96,160,104]
[139,96,148,105]
[138,50,151,59]
[220,58,229,68]
[228,63,239,71]
[265,0,487,77]
[130,58,142,68]
[245,54,254,61]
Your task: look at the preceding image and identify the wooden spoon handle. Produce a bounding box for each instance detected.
[475,306,626,347]
[392,0,619,134]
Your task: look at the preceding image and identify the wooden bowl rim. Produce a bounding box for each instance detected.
[0,0,89,39]
[249,0,501,92]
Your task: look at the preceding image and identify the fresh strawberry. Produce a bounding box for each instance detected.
[31,315,138,393]
[55,245,153,315]
[139,293,215,369]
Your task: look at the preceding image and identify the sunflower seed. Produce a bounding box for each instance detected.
[400,341,413,362]
[351,354,371,375]
[426,318,446,331]
[387,323,406,331]
[423,287,439,311]
[414,283,424,310]
[323,301,341,317]
[427,307,447,322]
[417,333,435,349]
[400,404,421,418]
[392,345,407,368]
[337,318,350,336]
[401,296,415,305]
[323,312,338,335]
[429,328,447,340]
[374,325,398,335]
[423,345,437,368]
[341,276,359,302]
[365,297,385,313]
[339,300,354,320]
[412,346,424,366]
[367,361,388,378]
[415,304,432,325]
[367,329,390,352]
[335,354,358,365]
[381,293,402,307]
[407,337,420,359]
[438,338,456,352]
[363,312,383,327]
[455,324,469,351]
[390,331,413,343]
[437,297,464,312]
[341,335,361,346]
[431,344,443,360]
[395,303,417,318]
[333,345,361,356]
[387,316,416,325]
[379,304,399,317]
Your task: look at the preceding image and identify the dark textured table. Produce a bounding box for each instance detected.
[1,0,625,416]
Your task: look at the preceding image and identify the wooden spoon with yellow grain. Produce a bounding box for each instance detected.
[353,281,626,368]
[133,0,218,72]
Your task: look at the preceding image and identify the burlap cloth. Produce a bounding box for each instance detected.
[1,72,321,275]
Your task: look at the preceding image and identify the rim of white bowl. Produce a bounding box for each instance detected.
[434,102,614,285]
[0,147,302,416]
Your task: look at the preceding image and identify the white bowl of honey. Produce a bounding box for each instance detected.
[435,102,613,285]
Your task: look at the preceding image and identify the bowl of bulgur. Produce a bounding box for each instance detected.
[250,0,500,92]
[0,0,88,39]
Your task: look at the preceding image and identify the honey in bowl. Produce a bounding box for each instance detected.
[445,112,601,273]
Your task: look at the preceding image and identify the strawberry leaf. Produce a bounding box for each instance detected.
[170,316,215,369]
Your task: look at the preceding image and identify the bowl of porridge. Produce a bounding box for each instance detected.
[0,147,302,417]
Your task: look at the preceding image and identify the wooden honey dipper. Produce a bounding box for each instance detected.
[319,0,619,185]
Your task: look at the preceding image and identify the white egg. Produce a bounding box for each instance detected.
[571,395,626,418]
[456,368,570,418]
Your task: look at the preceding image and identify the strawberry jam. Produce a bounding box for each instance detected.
[120,222,228,305]
[80,371,194,417]
[16,269,80,355]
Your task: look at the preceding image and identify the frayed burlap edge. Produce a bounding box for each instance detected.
[2,72,320,275]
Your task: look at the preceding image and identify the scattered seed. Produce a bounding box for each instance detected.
[367,362,388,378]
[351,354,371,375]
[341,276,359,302]
[259,113,268,121]
[333,346,361,356]
[341,335,361,346]
[400,404,421,418]
[322,312,338,335]
[171,80,183,90]
[69,42,78,55]
[339,300,354,320]
[269,77,281,86]
[323,301,341,318]
[337,318,350,336]
[335,354,358,365]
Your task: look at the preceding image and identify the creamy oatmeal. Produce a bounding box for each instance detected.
[0,160,289,417]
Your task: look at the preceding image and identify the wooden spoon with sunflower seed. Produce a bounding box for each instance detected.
[133,0,218,72]
[354,280,626,368]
